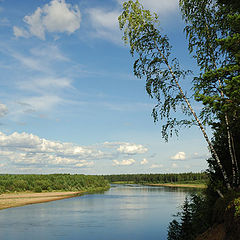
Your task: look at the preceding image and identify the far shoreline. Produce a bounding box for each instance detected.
[111,181,206,189]
[146,183,206,188]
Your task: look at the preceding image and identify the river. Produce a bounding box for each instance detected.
[0,184,199,240]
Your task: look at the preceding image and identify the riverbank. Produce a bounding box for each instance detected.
[146,183,206,188]
[111,181,206,188]
[0,191,83,210]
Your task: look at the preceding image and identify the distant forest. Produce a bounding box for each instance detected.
[0,174,109,193]
[0,173,207,194]
[103,172,208,184]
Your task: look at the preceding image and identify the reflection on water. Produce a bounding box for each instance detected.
[0,185,199,240]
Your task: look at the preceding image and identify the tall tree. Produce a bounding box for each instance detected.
[180,0,240,187]
[118,0,231,189]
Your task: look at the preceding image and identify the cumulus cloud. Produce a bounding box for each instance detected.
[117,143,148,155]
[0,131,102,168]
[141,158,148,165]
[113,158,136,166]
[0,103,8,117]
[103,142,148,155]
[171,151,186,160]
[0,131,148,171]
[13,0,81,40]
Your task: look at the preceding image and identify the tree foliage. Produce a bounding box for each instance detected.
[119,0,233,189]
[0,174,109,193]
[180,0,240,188]
[104,172,208,184]
[119,0,192,141]
[167,194,212,240]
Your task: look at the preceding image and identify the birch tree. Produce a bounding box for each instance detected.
[118,0,231,189]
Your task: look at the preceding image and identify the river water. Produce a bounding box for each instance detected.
[0,184,198,240]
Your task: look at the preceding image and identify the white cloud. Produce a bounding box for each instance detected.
[171,151,186,160]
[18,77,72,93]
[24,7,45,39]
[13,26,29,38]
[87,8,122,44]
[150,164,163,169]
[141,158,148,165]
[117,143,148,155]
[14,0,81,40]
[88,8,119,30]
[113,158,136,166]
[0,131,148,171]
[30,45,69,61]
[0,131,102,168]
[0,103,8,117]
[104,142,148,155]
[11,52,50,72]
[20,95,63,112]
[42,0,81,34]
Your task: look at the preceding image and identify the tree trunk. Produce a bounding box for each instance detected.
[153,39,232,190]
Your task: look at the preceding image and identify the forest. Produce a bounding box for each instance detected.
[0,174,109,193]
[104,172,207,184]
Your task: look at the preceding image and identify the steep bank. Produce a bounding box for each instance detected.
[196,197,240,240]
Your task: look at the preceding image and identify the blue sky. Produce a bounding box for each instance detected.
[0,0,209,175]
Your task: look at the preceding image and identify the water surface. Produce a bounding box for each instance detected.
[0,185,198,240]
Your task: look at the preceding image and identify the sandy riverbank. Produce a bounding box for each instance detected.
[0,191,82,210]
[147,183,206,188]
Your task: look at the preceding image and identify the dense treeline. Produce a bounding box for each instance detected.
[104,172,208,184]
[0,174,109,193]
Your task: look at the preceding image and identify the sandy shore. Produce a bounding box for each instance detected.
[147,183,206,188]
[0,191,82,210]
